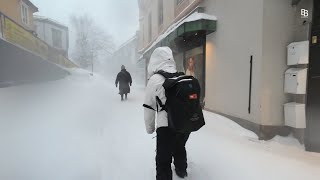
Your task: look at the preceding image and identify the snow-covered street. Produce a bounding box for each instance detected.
[0,70,319,180]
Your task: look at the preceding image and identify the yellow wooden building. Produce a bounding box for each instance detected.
[0,0,38,31]
[0,0,77,69]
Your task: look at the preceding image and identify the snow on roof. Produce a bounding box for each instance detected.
[184,12,217,23]
[140,12,217,56]
[24,0,39,12]
[115,35,138,52]
[34,15,68,29]
[67,58,80,67]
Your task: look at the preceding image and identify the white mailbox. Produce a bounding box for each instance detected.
[284,102,306,128]
[284,68,307,94]
[287,41,309,65]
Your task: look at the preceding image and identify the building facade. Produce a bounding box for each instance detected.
[0,0,69,84]
[0,0,38,32]
[138,0,320,152]
[0,0,47,59]
[33,16,78,68]
[34,16,69,57]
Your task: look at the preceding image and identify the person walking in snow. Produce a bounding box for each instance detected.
[143,47,191,180]
[115,65,132,101]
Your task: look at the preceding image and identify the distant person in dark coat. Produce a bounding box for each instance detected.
[115,65,132,101]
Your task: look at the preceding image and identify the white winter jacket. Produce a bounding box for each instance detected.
[144,47,177,134]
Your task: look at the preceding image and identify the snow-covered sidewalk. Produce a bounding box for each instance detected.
[0,70,319,180]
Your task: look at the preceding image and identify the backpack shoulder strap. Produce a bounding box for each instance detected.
[156,96,165,112]
[156,70,171,79]
[142,99,165,112]
[156,70,184,79]
[143,104,156,111]
[154,71,185,112]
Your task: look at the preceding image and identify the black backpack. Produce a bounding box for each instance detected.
[156,70,205,133]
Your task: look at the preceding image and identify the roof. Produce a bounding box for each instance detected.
[34,15,68,30]
[115,35,138,52]
[140,11,217,56]
[23,0,39,12]
[183,12,217,22]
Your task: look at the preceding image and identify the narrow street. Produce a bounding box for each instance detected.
[0,70,319,180]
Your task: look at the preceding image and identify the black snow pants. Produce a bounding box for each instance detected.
[156,127,190,180]
[121,93,127,101]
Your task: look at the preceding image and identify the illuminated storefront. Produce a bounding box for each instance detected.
[141,8,217,105]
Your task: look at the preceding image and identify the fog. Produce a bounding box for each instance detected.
[1,70,319,180]
[1,0,320,179]
[0,1,143,178]
[32,0,139,47]
[29,0,140,81]
[0,70,140,180]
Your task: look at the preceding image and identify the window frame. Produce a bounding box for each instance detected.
[20,1,29,25]
[51,28,63,49]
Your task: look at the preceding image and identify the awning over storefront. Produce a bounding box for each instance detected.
[141,11,217,58]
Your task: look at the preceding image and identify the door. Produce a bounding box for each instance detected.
[305,0,320,152]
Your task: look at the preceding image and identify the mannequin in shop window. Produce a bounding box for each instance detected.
[185,57,196,79]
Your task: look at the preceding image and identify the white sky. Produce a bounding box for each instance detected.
[31,0,139,48]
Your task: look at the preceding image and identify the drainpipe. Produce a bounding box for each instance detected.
[292,0,301,6]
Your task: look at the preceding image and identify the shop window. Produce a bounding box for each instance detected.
[21,2,29,25]
[185,47,205,104]
[158,0,164,27]
[52,28,62,48]
[174,52,185,72]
